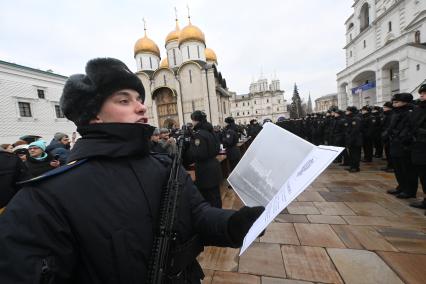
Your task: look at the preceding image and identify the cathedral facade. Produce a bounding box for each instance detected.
[134,17,232,128]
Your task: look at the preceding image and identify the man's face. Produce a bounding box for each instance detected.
[160,132,169,140]
[28,146,43,158]
[345,111,351,115]
[91,89,148,124]
[420,91,426,102]
[361,110,368,114]
[191,120,199,127]
[383,106,392,112]
[60,136,70,145]
[151,134,160,142]
[392,100,407,108]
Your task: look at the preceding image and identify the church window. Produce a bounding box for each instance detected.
[237,112,239,116]
[149,57,152,69]
[243,112,245,115]
[197,46,200,58]
[360,3,370,32]
[266,99,269,103]
[278,99,281,103]
[163,75,167,85]
[363,40,366,48]
[415,31,421,44]
[140,58,143,69]
[187,46,190,59]
[173,49,177,65]
[191,100,195,111]
[189,69,192,83]
[236,103,238,107]
[277,107,279,111]
[350,50,353,57]
[223,101,226,114]
[388,21,392,32]
[243,102,245,106]
[254,100,257,104]
[55,105,64,118]
[248,102,250,106]
[350,34,352,41]
[248,111,250,115]
[416,64,420,71]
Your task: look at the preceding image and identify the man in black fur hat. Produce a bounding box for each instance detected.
[0,58,264,283]
[409,84,426,211]
[386,93,418,199]
[344,106,363,172]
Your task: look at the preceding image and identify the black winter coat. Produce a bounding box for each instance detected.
[381,110,393,143]
[0,123,237,284]
[184,122,222,189]
[332,116,346,146]
[0,151,30,208]
[389,105,414,157]
[410,100,426,165]
[222,124,241,162]
[25,154,55,177]
[344,114,363,147]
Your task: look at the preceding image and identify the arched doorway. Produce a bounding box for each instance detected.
[153,87,180,129]
[352,71,376,107]
[382,61,400,103]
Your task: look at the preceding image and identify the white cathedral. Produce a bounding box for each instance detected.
[133,16,232,128]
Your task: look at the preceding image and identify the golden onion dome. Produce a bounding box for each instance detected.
[134,34,161,58]
[159,58,168,68]
[205,48,217,63]
[178,23,205,45]
[165,20,180,45]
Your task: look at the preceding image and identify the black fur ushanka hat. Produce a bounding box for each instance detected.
[60,58,145,126]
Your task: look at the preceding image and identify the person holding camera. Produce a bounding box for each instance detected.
[184,110,223,208]
[0,58,264,283]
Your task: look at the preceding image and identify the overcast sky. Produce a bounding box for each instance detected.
[1,0,353,102]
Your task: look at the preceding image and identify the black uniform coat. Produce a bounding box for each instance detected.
[410,100,426,165]
[184,122,222,189]
[222,123,241,162]
[0,150,30,208]
[344,114,363,147]
[332,116,347,146]
[0,123,237,284]
[25,153,55,177]
[388,105,414,158]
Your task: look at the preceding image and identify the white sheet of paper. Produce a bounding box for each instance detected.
[239,145,343,255]
[226,123,344,255]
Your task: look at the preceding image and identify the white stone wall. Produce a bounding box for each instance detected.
[166,41,182,68]
[180,41,206,63]
[337,0,426,109]
[135,53,160,72]
[0,62,76,143]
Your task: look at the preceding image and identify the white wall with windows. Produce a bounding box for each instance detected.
[0,60,76,143]
[337,0,426,109]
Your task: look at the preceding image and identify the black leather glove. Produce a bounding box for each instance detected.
[227,206,265,246]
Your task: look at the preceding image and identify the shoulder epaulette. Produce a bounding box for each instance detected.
[18,159,88,185]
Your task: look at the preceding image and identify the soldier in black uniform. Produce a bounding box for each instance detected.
[381,102,394,172]
[0,58,264,283]
[222,117,241,172]
[360,106,374,162]
[311,113,325,146]
[386,93,418,199]
[345,106,363,172]
[184,110,223,208]
[409,84,426,210]
[370,106,383,158]
[323,111,333,145]
[332,110,348,165]
[247,119,262,140]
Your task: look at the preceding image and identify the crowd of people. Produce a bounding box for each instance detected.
[0,57,424,282]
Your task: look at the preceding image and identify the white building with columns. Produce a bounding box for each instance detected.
[0,60,76,143]
[337,0,426,109]
[229,77,287,124]
[134,16,232,128]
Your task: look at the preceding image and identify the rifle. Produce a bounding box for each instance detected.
[147,127,189,284]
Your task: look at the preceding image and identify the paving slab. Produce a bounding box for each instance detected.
[202,269,214,284]
[294,223,345,248]
[342,215,392,226]
[197,246,239,271]
[260,223,300,245]
[261,277,313,284]
[238,242,286,278]
[378,251,426,284]
[211,271,260,284]
[275,214,309,223]
[327,248,404,284]
[344,202,396,217]
[281,245,343,284]
[313,202,355,216]
[306,215,346,224]
[287,202,320,215]
[296,192,326,202]
[331,225,397,251]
